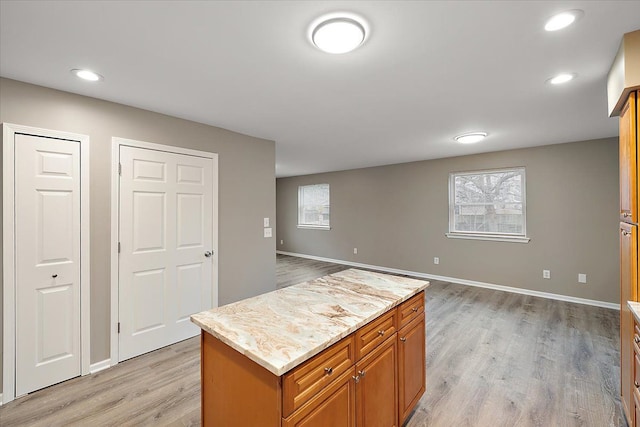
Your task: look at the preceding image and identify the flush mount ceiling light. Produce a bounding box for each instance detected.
[311,16,366,54]
[546,73,577,85]
[70,68,103,82]
[454,132,488,144]
[544,10,584,31]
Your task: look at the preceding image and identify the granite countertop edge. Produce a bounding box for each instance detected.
[191,269,429,376]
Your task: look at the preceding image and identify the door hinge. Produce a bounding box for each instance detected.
[117,322,121,333]
[118,163,122,176]
[118,242,121,253]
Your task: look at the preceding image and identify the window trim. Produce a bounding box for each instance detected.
[297,183,331,230]
[447,167,529,243]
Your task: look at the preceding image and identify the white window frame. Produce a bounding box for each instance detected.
[446,167,530,243]
[297,183,331,230]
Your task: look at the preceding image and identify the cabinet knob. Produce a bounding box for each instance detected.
[400,337,407,342]
[352,375,360,384]
[52,274,58,278]
[622,230,631,236]
[324,367,333,375]
[204,251,213,257]
[378,330,385,336]
[635,381,639,388]
[358,370,366,377]
[623,212,632,218]
[635,336,640,344]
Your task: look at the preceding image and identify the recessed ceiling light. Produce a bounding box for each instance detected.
[311,17,366,54]
[544,10,584,32]
[454,132,488,144]
[546,73,577,85]
[71,69,103,82]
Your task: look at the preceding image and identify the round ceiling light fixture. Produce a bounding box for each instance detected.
[311,16,366,54]
[546,73,577,85]
[454,132,488,144]
[544,10,584,32]
[71,69,103,82]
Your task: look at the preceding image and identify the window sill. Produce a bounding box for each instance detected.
[445,233,530,243]
[297,225,331,230]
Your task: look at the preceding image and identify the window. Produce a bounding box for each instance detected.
[447,168,529,243]
[298,184,330,229]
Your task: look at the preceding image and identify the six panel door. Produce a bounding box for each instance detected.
[119,146,214,361]
[15,133,81,396]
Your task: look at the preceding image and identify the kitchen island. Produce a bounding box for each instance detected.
[191,268,429,426]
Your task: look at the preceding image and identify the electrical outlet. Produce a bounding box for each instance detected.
[264,228,272,238]
[434,257,439,265]
[578,273,587,284]
[543,270,551,279]
[263,217,270,227]
[353,248,358,255]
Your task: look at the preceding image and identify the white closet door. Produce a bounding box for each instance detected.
[119,146,213,361]
[15,134,81,396]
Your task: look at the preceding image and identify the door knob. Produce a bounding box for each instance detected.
[204,251,213,257]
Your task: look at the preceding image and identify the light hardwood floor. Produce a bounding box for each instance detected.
[0,254,624,426]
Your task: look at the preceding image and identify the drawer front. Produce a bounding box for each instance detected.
[397,291,425,330]
[283,336,355,417]
[636,352,640,397]
[635,323,640,355]
[355,310,397,361]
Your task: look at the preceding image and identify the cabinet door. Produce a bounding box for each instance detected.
[622,222,638,424]
[398,313,426,423]
[620,91,637,222]
[283,367,356,427]
[355,336,398,427]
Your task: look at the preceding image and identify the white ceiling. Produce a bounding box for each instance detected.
[1,1,639,177]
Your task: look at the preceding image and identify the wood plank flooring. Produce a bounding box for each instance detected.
[0,254,624,426]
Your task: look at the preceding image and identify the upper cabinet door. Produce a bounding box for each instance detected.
[620,91,638,223]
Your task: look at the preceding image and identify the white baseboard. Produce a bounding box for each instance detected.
[89,359,111,374]
[0,393,3,406]
[276,251,620,311]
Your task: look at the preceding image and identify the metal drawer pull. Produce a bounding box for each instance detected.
[400,337,407,342]
[324,367,333,375]
[352,375,360,384]
[204,251,213,257]
[52,274,58,278]
[411,307,419,313]
[622,230,631,236]
[358,370,366,377]
[623,212,632,218]
[635,381,639,388]
[378,330,385,336]
[635,336,640,344]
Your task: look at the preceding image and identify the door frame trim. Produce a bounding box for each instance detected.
[2,123,91,404]
[110,137,219,365]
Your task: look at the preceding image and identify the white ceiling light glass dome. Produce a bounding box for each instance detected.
[310,13,368,54]
[454,132,488,144]
[544,10,584,32]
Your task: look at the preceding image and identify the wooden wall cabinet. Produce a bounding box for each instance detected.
[202,290,425,426]
[619,88,639,427]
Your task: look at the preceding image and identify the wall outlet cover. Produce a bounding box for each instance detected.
[263,217,269,227]
[578,273,587,283]
[264,227,272,238]
[434,257,439,265]
[543,270,551,279]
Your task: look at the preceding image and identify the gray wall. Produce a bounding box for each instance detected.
[277,138,619,304]
[0,78,276,390]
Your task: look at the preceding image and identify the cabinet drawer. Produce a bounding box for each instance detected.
[355,310,397,361]
[283,336,355,417]
[636,352,640,397]
[397,292,424,330]
[635,323,640,355]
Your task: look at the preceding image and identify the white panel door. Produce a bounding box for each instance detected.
[15,134,81,396]
[119,146,213,361]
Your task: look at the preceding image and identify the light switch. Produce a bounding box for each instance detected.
[264,217,270,227]
[264,228,272,238]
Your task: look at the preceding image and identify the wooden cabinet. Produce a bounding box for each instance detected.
[620,91,638,222]
[355,336,398,427]
[283,368,356,427]
[201,290,426,427]
[622,223,639,424]
[398,313,426,423]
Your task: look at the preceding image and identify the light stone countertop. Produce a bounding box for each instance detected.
[191,268,429,376]
[629,301,640,323]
